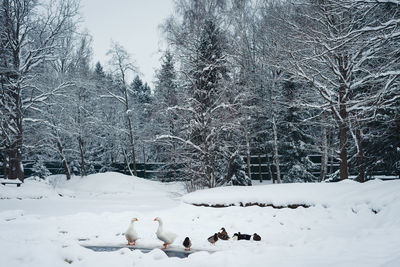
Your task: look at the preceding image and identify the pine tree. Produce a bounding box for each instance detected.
[130,75,152,177]
[153,51,182,181]
[92,61,121,171]
[279,79,316,183]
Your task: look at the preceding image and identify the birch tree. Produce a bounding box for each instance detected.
[106,42,138,176]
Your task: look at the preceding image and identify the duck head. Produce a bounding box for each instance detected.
[232,233,238,240]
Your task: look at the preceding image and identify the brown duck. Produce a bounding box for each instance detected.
[217,227,230,240]
[253,233,261,241]
[208,233,218,245]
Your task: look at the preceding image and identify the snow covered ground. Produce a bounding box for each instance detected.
[1,172,400,267]
[183,179,399,211]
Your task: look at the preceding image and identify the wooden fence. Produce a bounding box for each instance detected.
[0,155,396,180]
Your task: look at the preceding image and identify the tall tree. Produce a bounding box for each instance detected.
[130,75,152,177]
[0,0,79,181]
[162,0,253,189]
[106,42,138,176]
[152,51,182,181]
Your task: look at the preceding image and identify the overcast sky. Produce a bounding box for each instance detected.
[80,0,174,85]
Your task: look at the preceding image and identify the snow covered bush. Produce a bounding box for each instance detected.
[283,164,316,183]
[32,160,51,179]
[217,155,252,186]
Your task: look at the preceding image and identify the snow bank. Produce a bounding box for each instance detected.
[51,172,184,199]
[0,177,60,199]
[182,179,400,211]
[0,172,185,216]
[0,172,184,200]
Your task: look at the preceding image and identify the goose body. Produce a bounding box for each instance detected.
[154,217,177,249]
[125,218,139,245]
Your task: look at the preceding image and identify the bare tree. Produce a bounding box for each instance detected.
[106,42,138,176]
[278,0,399,180]
[0,0,79,181]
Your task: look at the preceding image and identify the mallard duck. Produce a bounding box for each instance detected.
[232,232,251,240]
[125,217,139,246]
[217,227,230,240]
[208,233,218,245]
[183,237,191,251]
[253,233,261,241]
[154,217,177,249]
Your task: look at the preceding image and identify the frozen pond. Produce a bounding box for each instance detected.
[82,245,208,258]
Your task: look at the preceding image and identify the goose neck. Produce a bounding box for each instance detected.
[157,220,164,231]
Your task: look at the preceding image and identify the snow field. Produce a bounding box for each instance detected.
[1,172,400,266]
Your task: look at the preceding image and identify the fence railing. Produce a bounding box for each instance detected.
[0,155,396,180]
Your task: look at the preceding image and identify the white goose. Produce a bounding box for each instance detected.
[125,217,139,246]
[154,217,177,249]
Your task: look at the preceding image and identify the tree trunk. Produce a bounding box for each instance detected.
[320,126,328,181]
[16,130,24,182]
[205,141,214,188]
[225,155,234,184]
[143,145,146,179]
[2,143,7,179]
[245,129,252,181]
[127,117,137,176]
[123,82,137,177]
[12,86,24,182]
[338,55,349,180]
[338,120,348,180]
[258,153,262,183]
[6,54,24,182]
[122,147,133,176]
[328,130,334,175]
[356,128,365,182]
[272,116,281,183]
[56,138,71,180]
[170,119,177,181]
[8,149,16,179]
[266,153,274,183]
[173,143,177,181]
[78,136,86,176]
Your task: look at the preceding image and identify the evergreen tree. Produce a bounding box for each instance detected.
[153,51,182,180]
[94,62,105,77]
[130,75,153,174]
[279,79,316,183]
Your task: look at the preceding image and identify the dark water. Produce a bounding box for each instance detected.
[83,246,194,258]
